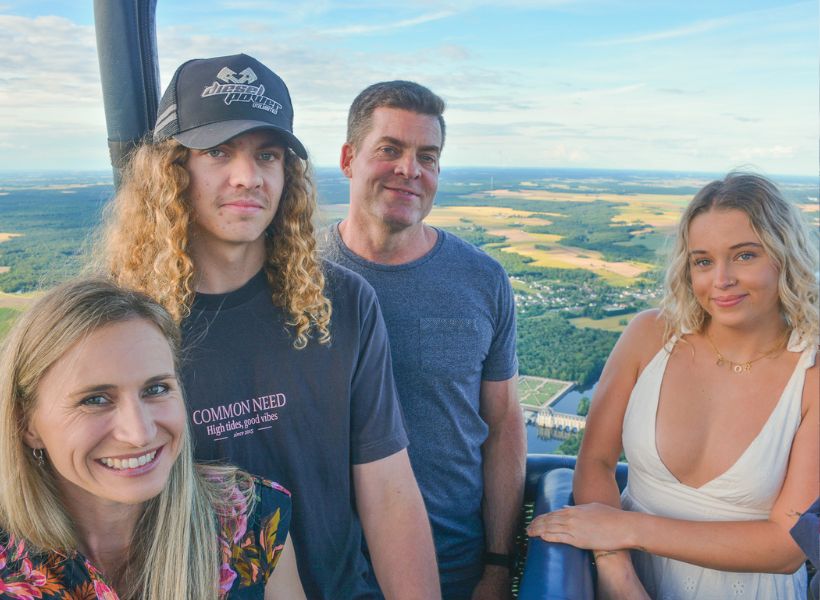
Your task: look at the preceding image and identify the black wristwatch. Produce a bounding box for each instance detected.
[483,551,516,571]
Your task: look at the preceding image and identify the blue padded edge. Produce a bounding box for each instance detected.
[518,468,594,600]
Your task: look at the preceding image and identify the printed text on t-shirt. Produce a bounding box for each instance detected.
[191,393,287,441]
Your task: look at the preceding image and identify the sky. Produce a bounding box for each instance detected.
[0,0,817,175]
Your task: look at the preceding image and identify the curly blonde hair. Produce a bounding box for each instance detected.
[96,138,331,348]
[660,171,819,343]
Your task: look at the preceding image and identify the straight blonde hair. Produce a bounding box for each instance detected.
[0,278,253,599]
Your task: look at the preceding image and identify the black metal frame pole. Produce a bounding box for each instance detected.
[93,0,160,187]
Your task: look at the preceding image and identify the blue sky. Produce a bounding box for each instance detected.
[0,0,816,175]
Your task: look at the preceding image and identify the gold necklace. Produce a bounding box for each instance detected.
[705,331,788,374]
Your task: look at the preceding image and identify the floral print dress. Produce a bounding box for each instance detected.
[0,477,291,599]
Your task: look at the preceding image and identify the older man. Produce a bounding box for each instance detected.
[323,81,526,599]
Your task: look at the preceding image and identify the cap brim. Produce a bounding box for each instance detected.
[173,120,307,159]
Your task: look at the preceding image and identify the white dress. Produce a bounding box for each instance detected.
[620,331,815,600]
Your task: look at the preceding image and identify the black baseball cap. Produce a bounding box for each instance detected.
[153,53,307,159]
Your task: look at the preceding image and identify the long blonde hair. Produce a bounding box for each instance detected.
[660,171,819,342]
[0,278,253,599]
[97,138,331,348]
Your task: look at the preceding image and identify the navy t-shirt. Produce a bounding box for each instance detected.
[180,263,408,599]
[324,226,518,593]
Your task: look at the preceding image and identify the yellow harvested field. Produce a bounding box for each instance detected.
[0,291,39,310]
[471,189,598,203]
[461,188,691,229]
[609,196,689,229]
[427,205,557,227]
[0,233,22,243]
[500,243,651,283]
[488,227,561,244]
[571,312,639,332]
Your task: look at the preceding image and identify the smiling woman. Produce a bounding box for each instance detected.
[0,279,305,600]
[528,172,819,600]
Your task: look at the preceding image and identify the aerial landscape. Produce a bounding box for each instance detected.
[0,0,816,457]
[0,2,817,598]
[1,167,816,453]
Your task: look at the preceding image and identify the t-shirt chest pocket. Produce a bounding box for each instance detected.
[419,317,480,375]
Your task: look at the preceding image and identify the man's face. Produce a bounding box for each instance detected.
[341,107,441,232]
[185,130,286,252]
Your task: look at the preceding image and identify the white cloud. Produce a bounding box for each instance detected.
[318,10,455,35]
[588,17,729,46]
[570,83,645,100]
[734,145,795,160]
[544,143,588,162]
[0,15,100,108]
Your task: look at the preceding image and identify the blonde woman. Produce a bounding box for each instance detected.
[528,172,818,599]
[0,279,305,599]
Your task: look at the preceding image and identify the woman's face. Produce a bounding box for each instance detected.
[24,318,186,512]
[687,208,782,329]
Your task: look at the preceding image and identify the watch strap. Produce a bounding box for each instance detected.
[483,551,515,570]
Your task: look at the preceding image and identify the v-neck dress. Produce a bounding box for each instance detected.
[620,331,815,600]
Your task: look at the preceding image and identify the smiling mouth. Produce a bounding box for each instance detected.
[713,295,747,306]
[99,448,159,471]
[384,185,419,198]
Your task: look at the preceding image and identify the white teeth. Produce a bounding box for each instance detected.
[100,450,157,471]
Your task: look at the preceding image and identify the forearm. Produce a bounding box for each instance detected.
[356,452,441,599]
[573,455,624,508]
[363,484,440,598]
[628,512,807,574]
[481,422,526,554]
[573,456,638,583]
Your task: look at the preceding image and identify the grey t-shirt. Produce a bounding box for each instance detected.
[324,225,518,590]
[180,264,408,599]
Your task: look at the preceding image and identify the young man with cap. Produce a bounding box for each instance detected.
[322,81,526,599]
[100,54,439,600]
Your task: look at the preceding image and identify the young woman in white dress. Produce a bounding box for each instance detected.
[528,172,818,600]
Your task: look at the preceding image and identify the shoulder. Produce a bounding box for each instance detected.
[0,531,71,588]
[802,349,819,416]
[217,474,292,594]
[614,309,668,363]
[436,229,510,284]
[624,308,666,338]
[321,258,377,297]
[252,476,292,511]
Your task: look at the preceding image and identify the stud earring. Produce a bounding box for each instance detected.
[32,447,45,468]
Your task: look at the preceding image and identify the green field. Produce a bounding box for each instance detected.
[518,375,572,409]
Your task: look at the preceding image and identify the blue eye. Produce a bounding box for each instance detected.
[80,395,109,406]
[258,150,282,162]
[692,258,711,267]
[736,251,756,261]
[206,148,225,158]
[144,383,169,397]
